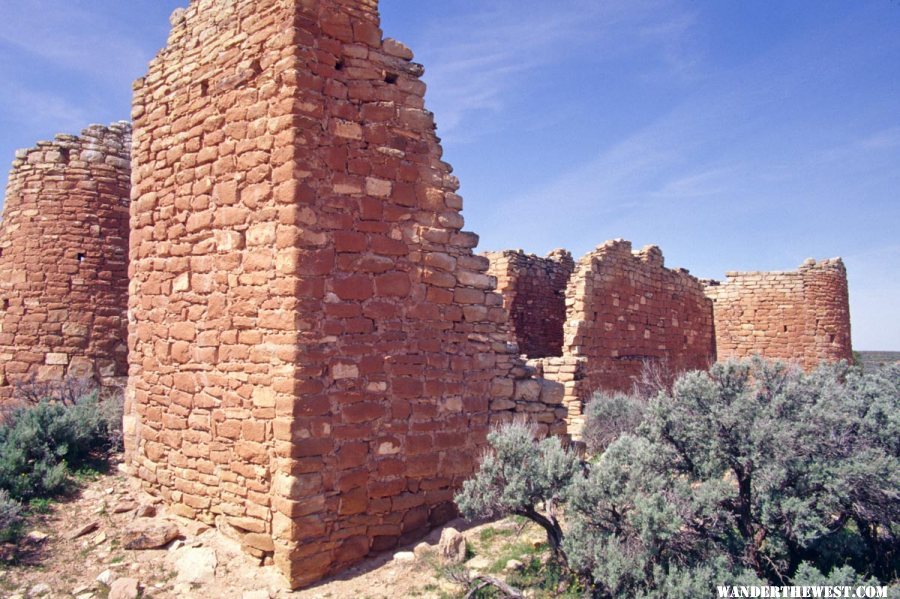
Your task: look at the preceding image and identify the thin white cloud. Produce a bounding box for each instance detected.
[652,166,738,199]
[481,1,900,242]
[636,12,702,84]
[0,84,88,133]
[0,1,153,88]
[860,127,900,150]
[415,0,701,142]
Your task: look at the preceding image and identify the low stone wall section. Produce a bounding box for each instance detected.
[484,249,574,358]
[562,240,716,396]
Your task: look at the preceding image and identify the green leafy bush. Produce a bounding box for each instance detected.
[581,392,646,454]
[0,386,122,502]
[0,489,23,541]
[456,359,900,597]
[456,422,579,562]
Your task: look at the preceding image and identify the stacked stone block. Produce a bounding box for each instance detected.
[484,249,574,358]
[563,239,716,394]
[487,359,570,439]
[125,0,540,588]
[0,123,131,399]
[527,356,588,436]
[704,258,852,369]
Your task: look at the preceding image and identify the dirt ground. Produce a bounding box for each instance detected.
[0,455,551,599]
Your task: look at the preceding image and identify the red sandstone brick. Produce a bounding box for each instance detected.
[374,272,410,297]
[333,275,374,301]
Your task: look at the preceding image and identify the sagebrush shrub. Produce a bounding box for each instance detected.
[0,488,22,541]
[456,359,900,596]
[455,422,579,559]
[0,387,122,501]
[581,392,645,454]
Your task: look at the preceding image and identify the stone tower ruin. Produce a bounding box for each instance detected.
[124,0,547,587]
[705,258,852,369]
[0,123,131,399]
[486,240,718,435]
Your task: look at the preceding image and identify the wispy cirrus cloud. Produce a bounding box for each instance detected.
[0,84,89,134]
[413,0,701,142]
[651,166,739,200]
[860,127,900,150]
[478,1,900,265]
[0,1,152,88]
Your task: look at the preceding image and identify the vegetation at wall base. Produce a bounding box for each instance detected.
[0,379,123,541]
[456,358,899,597]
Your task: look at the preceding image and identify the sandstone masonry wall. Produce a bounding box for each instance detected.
[704,258,852,369]
[0,123,131,399]
[563,240,716,395]
[484,249,574,358]
[528,356,589,435]
[125,0,543,588]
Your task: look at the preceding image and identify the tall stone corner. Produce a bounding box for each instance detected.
[124,0,541,588]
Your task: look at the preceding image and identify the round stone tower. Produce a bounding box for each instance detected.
[0,122,131,400]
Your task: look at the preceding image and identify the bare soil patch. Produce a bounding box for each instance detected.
[0,455,560,599]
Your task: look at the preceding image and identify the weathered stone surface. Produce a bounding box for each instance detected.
[465,555,492,571]
[29,583,51,596]
[0,123,131,401]
[108,578,140,599]
[392,551,415,563]
[437,527,466,564]
[505,559,524,572]
[68,521,100,540]
[413,541,433,559]
[135,504,156,518]
[112,501,137,514]
[26,530,49,542]
[242,533,274,552]
[704,259,851,369]
[561,240,716,394]
[171,547,218,584]
[121,519,179,550]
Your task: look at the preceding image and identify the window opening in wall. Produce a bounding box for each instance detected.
[0,299,8,311]
[59,148,70,164]
[335,59,344,71]
[784,325,789,332]
[77,252,86,263]
[200,80,209,96]
[384,72,399,84]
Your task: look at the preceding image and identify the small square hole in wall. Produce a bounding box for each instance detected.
[335,59,344,71]
[77,252,86,263]
[784,325,789,332]
[0,299,8,311]
[384,72,399,84]
[200,80,209,97]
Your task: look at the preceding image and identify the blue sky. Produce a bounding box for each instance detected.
[0,1,897,349]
